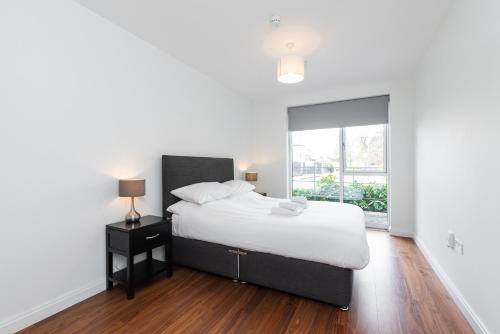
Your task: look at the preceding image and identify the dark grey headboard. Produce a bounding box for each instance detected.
[162,155,234,217]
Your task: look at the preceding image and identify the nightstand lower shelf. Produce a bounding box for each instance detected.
[109,259,168,287]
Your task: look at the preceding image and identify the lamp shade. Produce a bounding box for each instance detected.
[245,172,258,182]
[277,55,305,84]
[119,179,145,197]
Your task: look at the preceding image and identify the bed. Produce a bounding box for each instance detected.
[162,155,370,309]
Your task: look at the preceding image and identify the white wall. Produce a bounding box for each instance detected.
[252,79,415,236]
[415,0,500,333]
[5,0,497,332]
[0,1,253,332]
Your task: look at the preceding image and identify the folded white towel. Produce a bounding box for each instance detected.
[271,207,303,216]
[291,196,308,208]
[294,202,308,209]
[279,201,302,211]
[291,196,307,204]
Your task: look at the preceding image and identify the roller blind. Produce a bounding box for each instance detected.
[287,95,389,131]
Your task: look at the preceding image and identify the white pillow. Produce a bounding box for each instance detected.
[166,200,191,214]
[170,182,231,204]
[224,180,255,196]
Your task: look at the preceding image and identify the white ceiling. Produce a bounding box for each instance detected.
[76,0,453,100]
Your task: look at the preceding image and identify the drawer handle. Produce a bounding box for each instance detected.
[145,233,160,240]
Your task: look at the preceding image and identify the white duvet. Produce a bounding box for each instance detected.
[168,192,370,269]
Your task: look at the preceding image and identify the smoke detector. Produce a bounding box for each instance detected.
[270,15,281,27]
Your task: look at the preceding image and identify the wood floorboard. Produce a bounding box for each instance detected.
[19,231,473,334]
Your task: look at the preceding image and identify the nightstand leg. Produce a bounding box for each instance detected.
[146,249,153,276]
[165,242,172,277]
[127,254,135,299]
[106,251,113,290]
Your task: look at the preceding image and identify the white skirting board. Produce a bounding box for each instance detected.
[0,279,105,333]
[414,236,489,334]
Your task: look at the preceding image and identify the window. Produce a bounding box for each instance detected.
[344,124,386,173]
[291,128,341,202]
[290,125,389,228]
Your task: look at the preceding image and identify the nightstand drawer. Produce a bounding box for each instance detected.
[130,224,168,254]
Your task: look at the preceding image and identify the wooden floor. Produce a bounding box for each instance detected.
[21,231,473,333]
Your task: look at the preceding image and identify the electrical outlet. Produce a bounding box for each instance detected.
[447,231,464,255]
[447,230,455,249]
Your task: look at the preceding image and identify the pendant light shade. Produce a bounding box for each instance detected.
[277,55,305,84]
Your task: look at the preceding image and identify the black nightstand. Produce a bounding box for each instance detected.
[106,215,172,299]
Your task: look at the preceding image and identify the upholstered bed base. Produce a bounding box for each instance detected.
[163,155,354,308]
[172,236,353,307]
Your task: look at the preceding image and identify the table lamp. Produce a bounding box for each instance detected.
[119,179,145,223]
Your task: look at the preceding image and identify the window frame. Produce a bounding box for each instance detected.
[288,124,390,229]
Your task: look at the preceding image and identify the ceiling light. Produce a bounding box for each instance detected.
[277,43,304,84]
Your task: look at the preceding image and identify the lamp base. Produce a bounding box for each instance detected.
[125,197,141,223]
[125,210,141,223]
